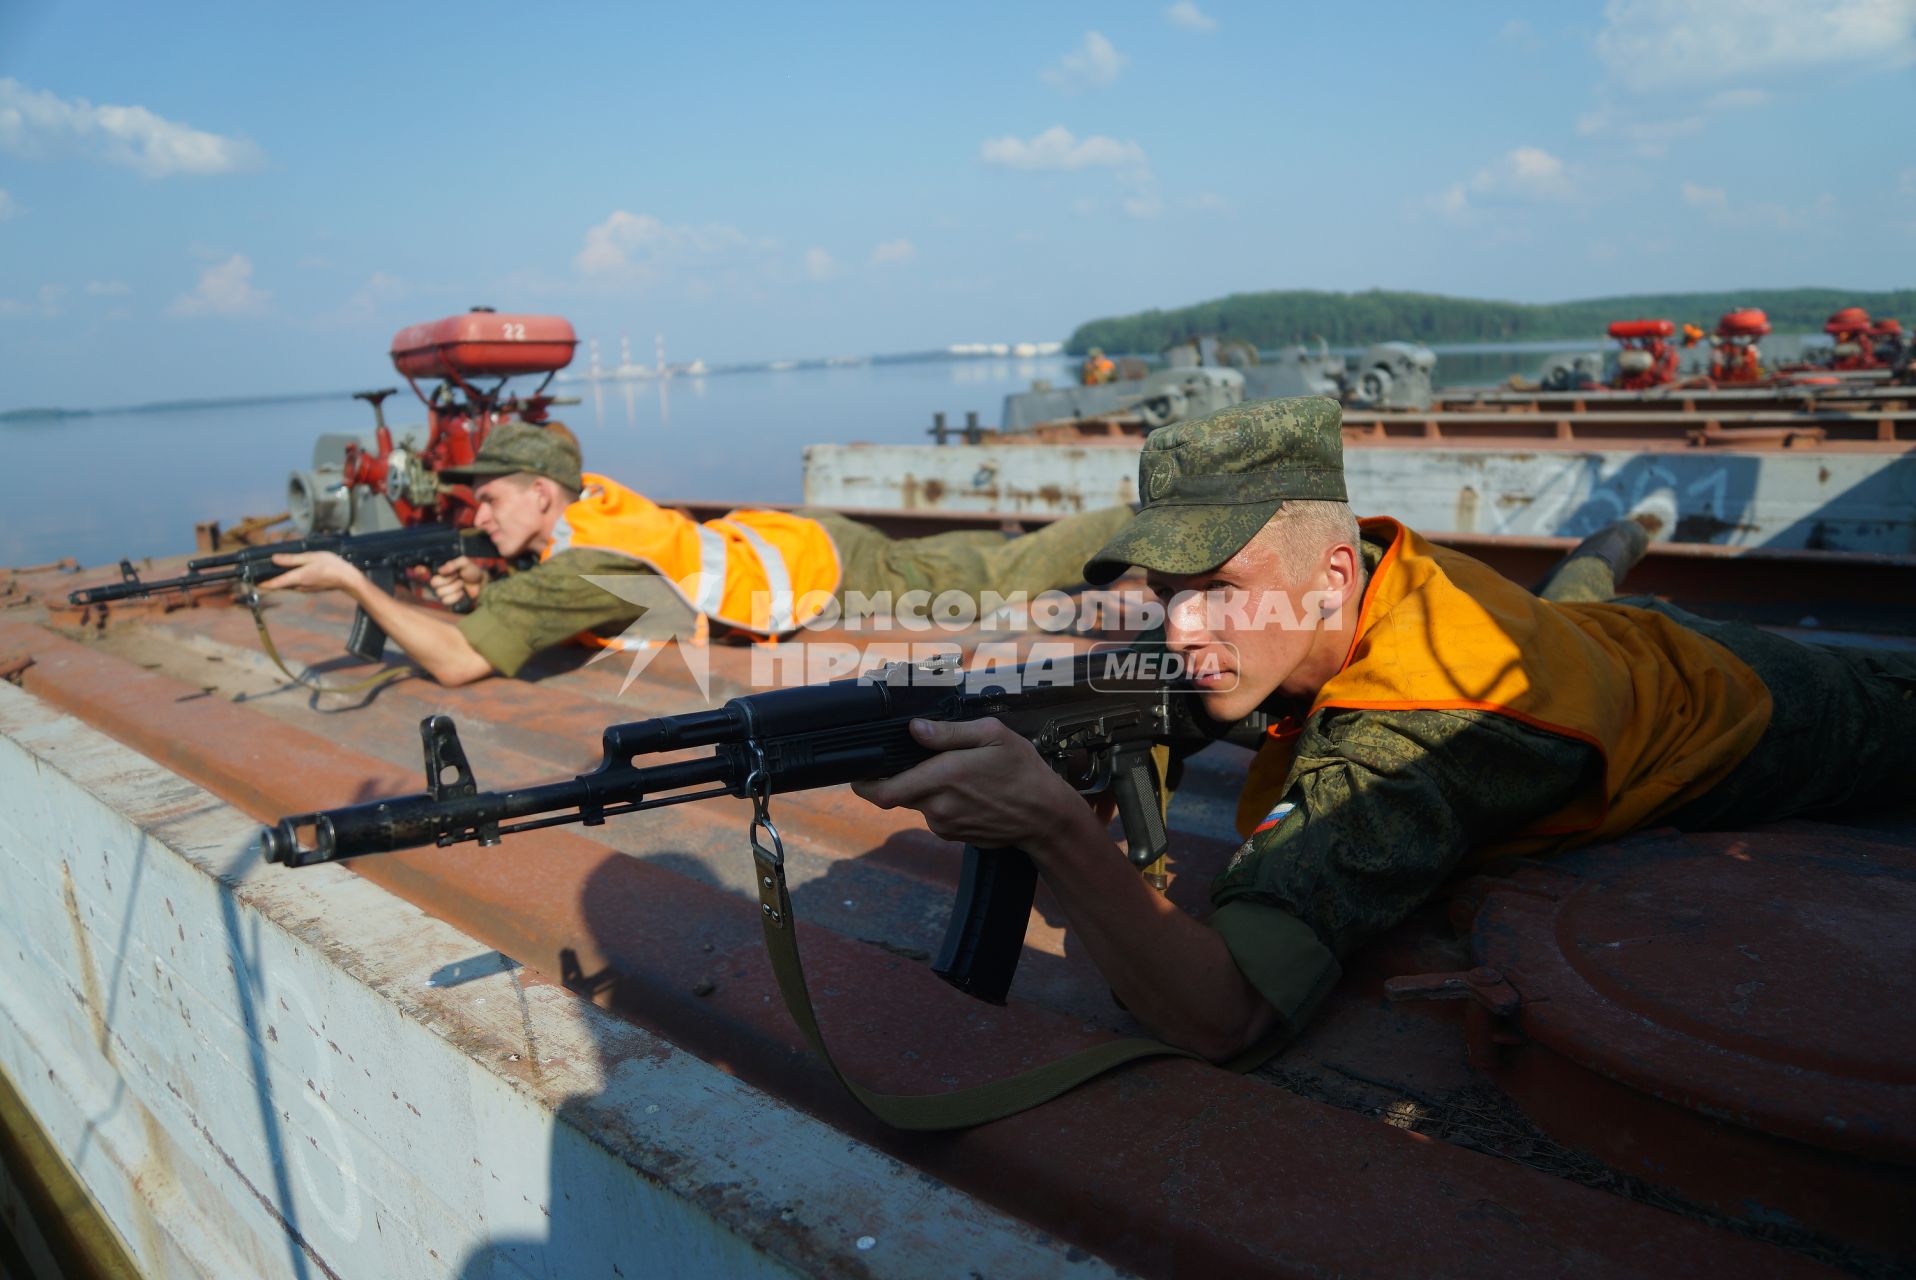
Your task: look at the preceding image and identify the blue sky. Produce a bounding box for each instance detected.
[2,0,1912,406]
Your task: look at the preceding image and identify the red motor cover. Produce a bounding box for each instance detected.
[1871,318,1903,336]
[1825,306,1872,333]
[1607,318,1675,340]
[1717,308,1771,337]
[391,311,577,380]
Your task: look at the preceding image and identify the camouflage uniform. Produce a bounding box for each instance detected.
[1087,397,1916,1041]
[438,425,1133,677]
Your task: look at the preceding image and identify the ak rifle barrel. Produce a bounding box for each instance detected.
[69,564,244,605]
[263,752,737,865]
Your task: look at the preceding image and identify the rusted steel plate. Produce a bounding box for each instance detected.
[1449,827,1916,1256]
[0,684,1111,1280]
[1441,387,1912,414]
[0,618,1831,1276]
[1340,409,1916,447]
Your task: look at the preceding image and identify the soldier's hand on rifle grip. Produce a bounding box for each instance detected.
[430,556,486,609]
[852,717,1099,856]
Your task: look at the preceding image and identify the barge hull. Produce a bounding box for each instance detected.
[0,680,1119,1279]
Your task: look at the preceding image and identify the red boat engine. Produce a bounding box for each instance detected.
[1606,318,1679,390]
[289,308,578,534]
[1710,307,1769,385]
[1824,306,1878,371]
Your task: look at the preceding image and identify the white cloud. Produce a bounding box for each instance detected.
[573,210,764,283]
[803,247,839,281]
[980,125,1145,171]
[1449,146,1574,206]
[38,283,66,316]
[0,298,30,318]
[1577,102,1708,156]
[983,126,1160,220]
[1902,169,1916,197]
[0,187,14,220]
[1501,146,1573,198]
[1427,147,1574,224]
[1428,182,1472,222]
[167,254,268,317]
[1041,31,1127,91]
[1186,191,1234,213]
[870,238,916,266]
[84,279,130,296]
[1681,182,1728,208]
[1595,0,1916,93]
[0,78,263,177]
[1166,2,1218,32]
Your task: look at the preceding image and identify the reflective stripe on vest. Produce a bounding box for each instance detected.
[540,474,839,637]
[691,524,729,618]
[718,518,796,633]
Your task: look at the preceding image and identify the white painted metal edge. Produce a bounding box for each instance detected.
[0,681,1128,1280]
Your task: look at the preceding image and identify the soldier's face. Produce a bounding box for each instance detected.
[472,476,559,557]
[1152,537,1353,722]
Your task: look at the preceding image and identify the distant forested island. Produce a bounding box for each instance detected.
[1065,287,1916,355]
[0,390,347,424]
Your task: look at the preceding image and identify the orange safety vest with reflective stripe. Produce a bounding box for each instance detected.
[1233,518,1772,860]
[542,473,842,636]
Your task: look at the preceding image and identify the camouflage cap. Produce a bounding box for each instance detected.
[439,422,583,493]
[1083,395,1346,584]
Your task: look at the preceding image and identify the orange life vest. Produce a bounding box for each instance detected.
[1233,518,1772,860]
[542,474,842,636]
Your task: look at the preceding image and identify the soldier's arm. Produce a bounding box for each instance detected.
[263,551,494,685]
[1211,709,1599,1030]
[455,549,671,679]
[855,718,1279,1062]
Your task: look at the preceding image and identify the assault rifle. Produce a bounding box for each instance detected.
[69,524,504,663]
[264,648,1208,1004]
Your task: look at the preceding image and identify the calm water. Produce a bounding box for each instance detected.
[0,349,1551,569]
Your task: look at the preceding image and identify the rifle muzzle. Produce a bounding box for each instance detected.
[261,790,452,867]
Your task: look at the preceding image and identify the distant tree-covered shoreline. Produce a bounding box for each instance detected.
[1065,288,1916,355]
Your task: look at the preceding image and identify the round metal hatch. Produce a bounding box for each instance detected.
[1451,825,1916,1254]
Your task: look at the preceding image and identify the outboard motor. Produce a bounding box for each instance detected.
[1346,342,1436,410]
[1541,352,1605,391]
[1246,343,1346,400]
[1129,366,1246,430]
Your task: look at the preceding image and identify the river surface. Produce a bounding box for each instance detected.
[1,349,1553,569]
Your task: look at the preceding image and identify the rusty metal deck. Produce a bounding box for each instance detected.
[3,540,1913,1277]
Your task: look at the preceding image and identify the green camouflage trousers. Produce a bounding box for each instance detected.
[1537,544,1916,826]
[804,506,1133,603]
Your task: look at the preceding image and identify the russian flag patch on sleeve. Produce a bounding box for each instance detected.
[1253,801,1295,835]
